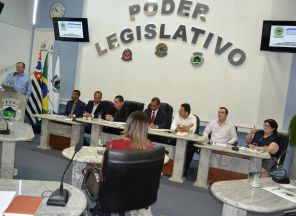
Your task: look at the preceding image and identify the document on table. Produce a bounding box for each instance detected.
[263,186,296,203]
[212,143,227,147]
[150,128,171,132]
[0,191,16,215]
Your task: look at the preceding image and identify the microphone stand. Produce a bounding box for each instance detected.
[47,143,82,206]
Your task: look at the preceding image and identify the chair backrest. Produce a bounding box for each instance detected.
[159,102,173,129]
[98,146,165,212]
[193,114,200,134]
[125,100,144,113]
[277,132,289,166]
[101,100,113,111]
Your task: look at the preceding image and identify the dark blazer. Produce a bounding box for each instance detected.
[85,101,106,118]
[144,108,168,129]
[102,104,130,122]
[63,99,85,118]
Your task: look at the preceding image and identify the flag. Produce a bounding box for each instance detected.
[41,52,49,113]
[52,55,60,113]
[25,52,43,124]
[47,51,53,113]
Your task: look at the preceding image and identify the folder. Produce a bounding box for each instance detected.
[4,195,42,216]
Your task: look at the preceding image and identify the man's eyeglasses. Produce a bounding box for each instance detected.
[263,124,271,128]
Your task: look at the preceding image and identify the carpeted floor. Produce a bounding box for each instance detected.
[0,135,285,216]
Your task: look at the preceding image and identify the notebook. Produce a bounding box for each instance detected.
[4,195,43,216]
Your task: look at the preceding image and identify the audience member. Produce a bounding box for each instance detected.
[170,103,197,176]
[203,107,237,144]
[245,119,280,175]
[62,90,85,118]
[2,62,32,96]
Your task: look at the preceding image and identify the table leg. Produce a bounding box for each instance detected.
[90,125,102,146]
[1,141,16,179]
[222,203,247,216]
[193,148,211,188]
[169,139,187,183]
[38,119,50,149]
[71,125,84,147]
[72,161,87,188]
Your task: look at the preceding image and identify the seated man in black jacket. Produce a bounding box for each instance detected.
[144,97,167,129]
[62,90,85,118]
[102,95,130,135]
[84,91,106,135]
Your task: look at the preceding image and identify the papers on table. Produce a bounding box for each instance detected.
[0,191,16,215]
[263,186,296,203]
[150,128,171,132]
[176,131,188,136]
[212,143,227,147]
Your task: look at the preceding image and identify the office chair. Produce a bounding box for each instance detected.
[270,133,289,176]
[101,100,113,111]
[124,100,144,113]
[82,146,165,216]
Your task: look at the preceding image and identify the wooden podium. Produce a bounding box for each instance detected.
[0,84,27,122]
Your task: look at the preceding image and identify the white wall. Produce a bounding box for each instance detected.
[0,0,34,80]
[77,0,293,129]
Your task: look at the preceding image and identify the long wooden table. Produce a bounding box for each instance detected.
[76,117,207,183]
[34,114,84,149]
[194,143,271,188]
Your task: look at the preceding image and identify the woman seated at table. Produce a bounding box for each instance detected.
[245,119,280,176]
[107,111,154,150]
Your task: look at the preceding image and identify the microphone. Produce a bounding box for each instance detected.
[47,141,83,206]
[0,112,10,134]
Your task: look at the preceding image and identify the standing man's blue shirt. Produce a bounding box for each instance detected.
[3,72,32,96]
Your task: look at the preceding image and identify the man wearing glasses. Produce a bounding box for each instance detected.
[203,107,237,144]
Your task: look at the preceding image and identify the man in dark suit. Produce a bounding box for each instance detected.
[144,97,167,129]
[103,95,130,122]
[144,97,168,144]
[63,90,85,118]
[85,91,105,118]
[102,95,130,135]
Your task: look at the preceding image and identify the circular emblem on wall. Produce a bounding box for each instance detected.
[274,27,284,36]
[191,52,204,67]
[155,43,168,57]
[121,48,133,61]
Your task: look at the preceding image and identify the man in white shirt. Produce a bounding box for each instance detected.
[170,103,196,133]
[170,103,197,177]
[203,107,237,144]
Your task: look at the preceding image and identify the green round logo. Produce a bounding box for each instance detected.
[274,27,284,36]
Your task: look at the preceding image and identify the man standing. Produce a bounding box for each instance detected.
[170,103,197,177]
[63,90,85,118]
[2,62,32,96]
[203,107,237,144]
[144,97,167,129]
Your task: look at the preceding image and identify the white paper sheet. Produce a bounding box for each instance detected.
[263,186,296,203]
[0,191,16,215]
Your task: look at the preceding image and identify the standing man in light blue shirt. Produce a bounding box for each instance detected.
[2,62,32,96]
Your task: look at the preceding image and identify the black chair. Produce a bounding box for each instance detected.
[124,100,144,113]
[270,132,289,176]
[83,146,165,216]
[101,100,113,112]
[159,102,173,129]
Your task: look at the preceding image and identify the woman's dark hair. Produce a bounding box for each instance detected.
[264,119,278,133]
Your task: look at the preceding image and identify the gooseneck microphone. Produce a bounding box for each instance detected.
[0,112,10,134]
[47,141,83,206]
